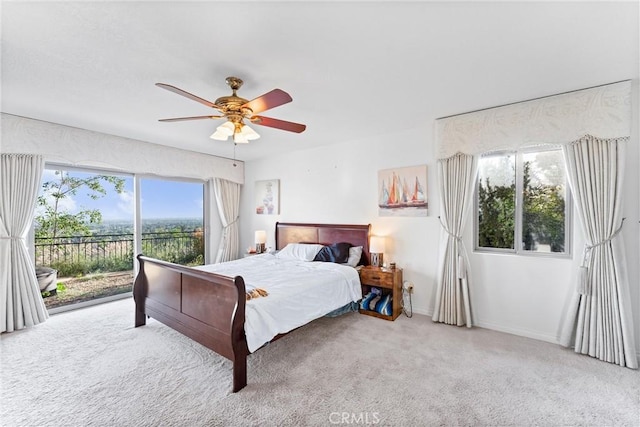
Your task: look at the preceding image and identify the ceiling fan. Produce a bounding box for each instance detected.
[156,76,306,143]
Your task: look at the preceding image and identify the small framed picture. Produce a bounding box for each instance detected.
[255,179,280,215]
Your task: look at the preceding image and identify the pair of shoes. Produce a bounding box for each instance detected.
[360,289,391,315]
[374,294,392,316]
[360,288,381,310]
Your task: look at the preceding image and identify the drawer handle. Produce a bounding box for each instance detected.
[371,276,381,280]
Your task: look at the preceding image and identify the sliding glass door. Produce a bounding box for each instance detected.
[139,178,205,266]
[33,168,207,311]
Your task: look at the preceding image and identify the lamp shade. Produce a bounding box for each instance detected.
[255,230,267,244]
[210,130,228,140]
[241,124,260,140]
[233,133,249,144]
[369,236,386,253]
[217,121,235,136]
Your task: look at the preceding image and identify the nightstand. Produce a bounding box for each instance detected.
[358,265,403,320]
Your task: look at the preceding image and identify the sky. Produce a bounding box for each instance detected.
[38,170,204,221]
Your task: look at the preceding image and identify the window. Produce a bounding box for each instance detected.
[476,148,570,255]
[140,178,205,266]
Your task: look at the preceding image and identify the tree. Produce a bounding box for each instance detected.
[478,177,516,249]
[522,161,565,252]
[35,171,125,240]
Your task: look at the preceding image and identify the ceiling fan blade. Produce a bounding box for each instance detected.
[159,115,223,122]
[243,89,292,114]
[251,116,306,133]
[156,83,220,109]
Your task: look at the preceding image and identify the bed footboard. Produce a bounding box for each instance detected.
[133,255,250,392]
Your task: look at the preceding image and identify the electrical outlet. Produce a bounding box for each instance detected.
[403,281,414,294]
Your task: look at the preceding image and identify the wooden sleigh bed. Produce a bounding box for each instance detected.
[133,222,370,392]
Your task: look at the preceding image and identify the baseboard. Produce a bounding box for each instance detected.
[410,304,560,345]
[417,309,639,365]
[48,292,132,315]
[472,318,559,345]
[411,294,558,343]
[410,306,431,317]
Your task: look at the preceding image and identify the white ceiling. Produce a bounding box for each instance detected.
[2,1,638,162]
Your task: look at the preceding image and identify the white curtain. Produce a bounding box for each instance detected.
[560,135,637,368]
[212,178,241,263]
[433,153,477,327]
[1,153,48,333]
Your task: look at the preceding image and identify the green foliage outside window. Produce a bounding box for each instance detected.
[522,162,566,252]
[478,177,516,249]
[478,156,566,253]
[35,171,125,240]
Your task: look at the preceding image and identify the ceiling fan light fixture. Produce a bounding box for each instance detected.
[157,76,306,142]
[233,133,249,144]
[241,124,260,140]
[210,130,229,140]
[217,121,235,136]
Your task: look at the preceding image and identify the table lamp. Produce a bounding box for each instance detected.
[255,230,267,254]
[369,236,386,267]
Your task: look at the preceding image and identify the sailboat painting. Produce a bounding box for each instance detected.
[378,165,428,217]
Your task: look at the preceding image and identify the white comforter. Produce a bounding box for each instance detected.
[194,254,362,352]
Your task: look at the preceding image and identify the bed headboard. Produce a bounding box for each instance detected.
[275,222,371,265]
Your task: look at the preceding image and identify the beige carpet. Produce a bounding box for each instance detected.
[1,298,638,426]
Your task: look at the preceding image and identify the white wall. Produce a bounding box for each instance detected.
[1,114,244,184]
[242,124,441,316]
[240,86,640,350]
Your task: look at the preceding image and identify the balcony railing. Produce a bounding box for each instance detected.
[35,231,204,276]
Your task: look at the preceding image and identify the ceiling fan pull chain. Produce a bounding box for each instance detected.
[233,143,237,167]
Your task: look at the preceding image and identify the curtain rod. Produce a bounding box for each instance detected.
[436,79,632,121]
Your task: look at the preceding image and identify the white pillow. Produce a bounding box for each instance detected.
[275,243,324,261]
[343,246,363,268]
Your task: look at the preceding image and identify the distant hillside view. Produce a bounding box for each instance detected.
[35,218,205,278]
[86,218,204,235]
